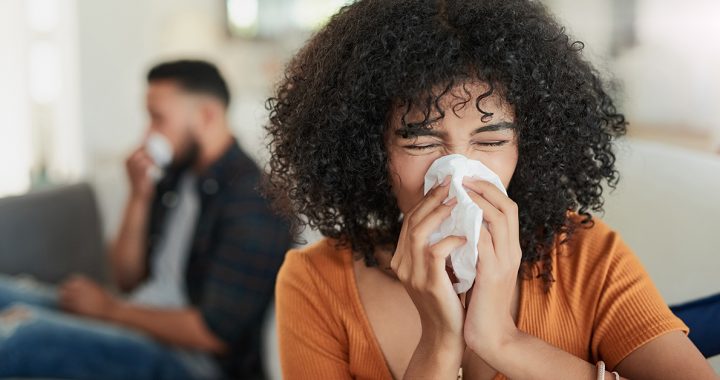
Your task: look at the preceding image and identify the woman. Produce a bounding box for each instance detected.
[264,0,716,378]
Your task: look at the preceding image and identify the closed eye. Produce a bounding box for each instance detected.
[402,140,509,150]
[403,143,440,150]
[473,141,508,147]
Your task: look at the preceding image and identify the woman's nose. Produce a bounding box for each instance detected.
[442,143,476,158]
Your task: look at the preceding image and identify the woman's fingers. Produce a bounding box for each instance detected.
[393,195,462,292]
[406,176,452,227]
[477,224,495,264]
[462,179,519,238]
[467,190,509,262]
[409,197,457,250]
[428,235,467,281]
[461,178,516,214]
[463,180,523,267]
[392,195,457,273]
[429,235,466,261]
[390,227,406,273]
[406,198,456,286]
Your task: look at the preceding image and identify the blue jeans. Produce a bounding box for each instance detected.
[671,292,720,358]
[0,275,220,380]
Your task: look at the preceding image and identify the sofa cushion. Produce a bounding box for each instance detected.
[0,183,106,284]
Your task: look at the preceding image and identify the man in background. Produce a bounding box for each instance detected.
[0,60,292,380]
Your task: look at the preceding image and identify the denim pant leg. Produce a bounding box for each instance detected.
[671,292,720,358]
[0,304,197,380]
[0,274,58,310]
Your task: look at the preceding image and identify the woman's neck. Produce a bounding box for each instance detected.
[372,245,399,280]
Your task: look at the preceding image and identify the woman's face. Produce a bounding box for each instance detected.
[387,82,519,214]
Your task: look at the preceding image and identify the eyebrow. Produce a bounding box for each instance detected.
[470,121,516,135]
[396,121,516,138]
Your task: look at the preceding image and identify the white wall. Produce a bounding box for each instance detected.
[545,0,720,148]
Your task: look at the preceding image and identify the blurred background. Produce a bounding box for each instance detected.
[0,0,718,374]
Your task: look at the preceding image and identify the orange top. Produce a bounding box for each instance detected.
[275,217,687,379]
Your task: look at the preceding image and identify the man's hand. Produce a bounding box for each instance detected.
[125,147,156,201]
[109,147,156,293]
[59,275,119,320]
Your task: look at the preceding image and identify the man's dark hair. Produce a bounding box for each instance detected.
[147,59,231,107]
[264,0,628,289]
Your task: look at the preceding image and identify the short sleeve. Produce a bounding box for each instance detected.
[590,230,688,369]
[275,249,353,379]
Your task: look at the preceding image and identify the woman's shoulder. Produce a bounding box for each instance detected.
[276,237,355,306]
[549,214,687,368]
[280,238,351,278]
[548,213,653,304]
[549,213,665,317]
[554,213,629,276]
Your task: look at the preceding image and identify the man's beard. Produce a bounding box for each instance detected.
[171,136,200,171]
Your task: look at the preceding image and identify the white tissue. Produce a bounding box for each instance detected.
[145,132,173,181]
[423,154,507,293]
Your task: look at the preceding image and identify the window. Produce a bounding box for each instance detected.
[0,0,82,197]
[225,0,353,39]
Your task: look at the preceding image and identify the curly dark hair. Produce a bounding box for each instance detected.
[264,0,627,287]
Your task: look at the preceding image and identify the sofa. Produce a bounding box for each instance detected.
[0,183,107,284]
[0,182,282,380]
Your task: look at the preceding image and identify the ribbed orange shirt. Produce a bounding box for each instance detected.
[276,217,687,379]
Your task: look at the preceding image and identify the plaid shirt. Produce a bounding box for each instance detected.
[146,140,292,379]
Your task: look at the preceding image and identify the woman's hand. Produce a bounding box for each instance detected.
[391,176,468,378]
[461,178,523,356]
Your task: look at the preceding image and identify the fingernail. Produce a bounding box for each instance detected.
[441,176,451,186]
[443,196,456,205]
